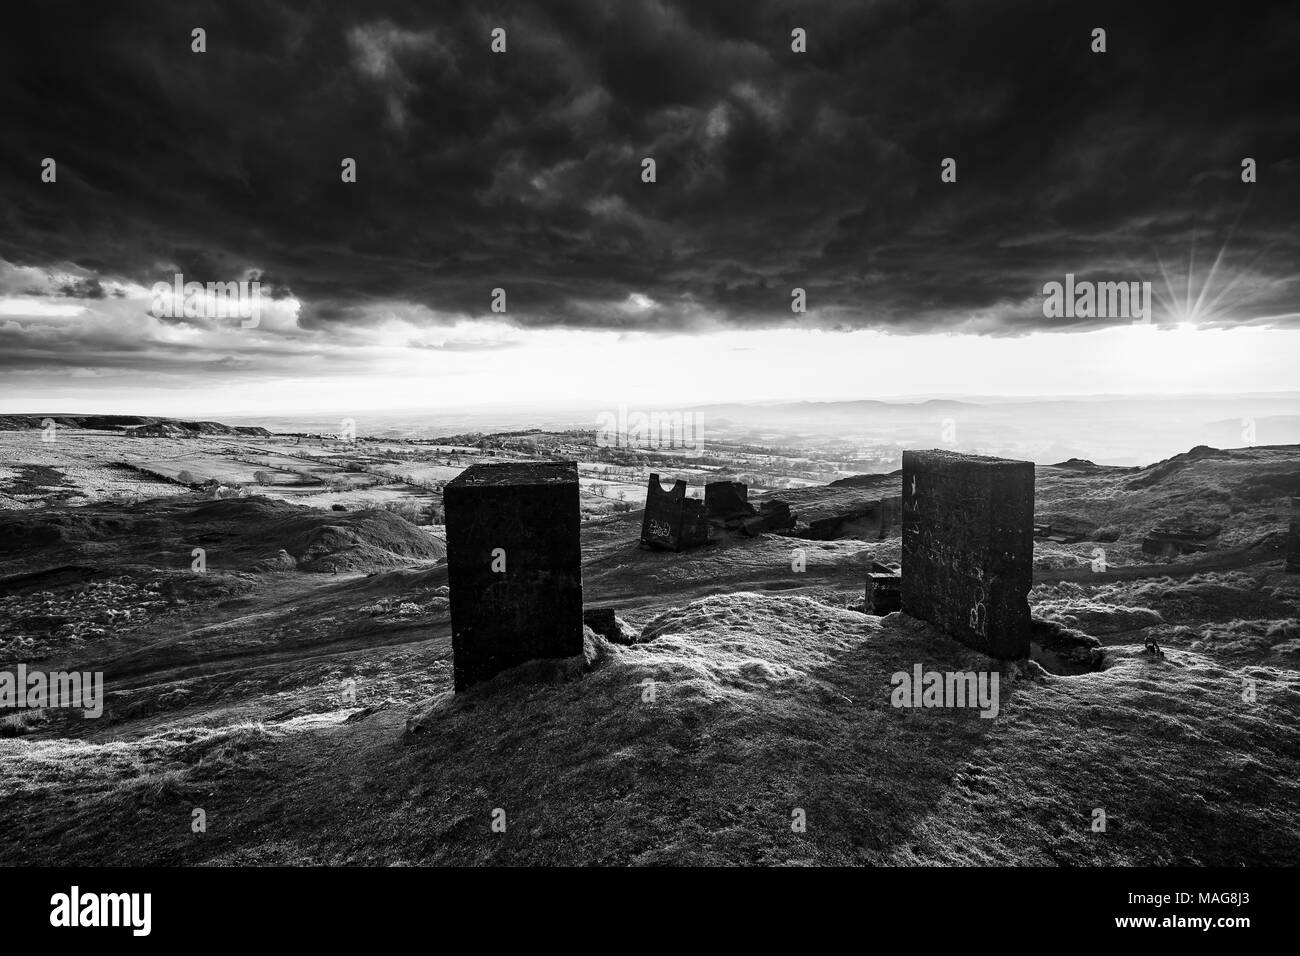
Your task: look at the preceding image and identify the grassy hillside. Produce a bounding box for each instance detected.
[1,445,1298,865]
[2,593,1297,865]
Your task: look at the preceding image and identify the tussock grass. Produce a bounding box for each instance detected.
[0,721,278,797]
[394,593,1300,865]
[3,593,1299,865]
[0,709,50,738]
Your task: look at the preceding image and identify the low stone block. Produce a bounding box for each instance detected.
[865,567,902,615]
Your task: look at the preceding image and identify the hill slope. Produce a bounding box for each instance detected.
[0,445,1298,865]
[2,593,1296,865]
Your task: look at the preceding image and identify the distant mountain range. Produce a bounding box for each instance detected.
[687,396,1300,422]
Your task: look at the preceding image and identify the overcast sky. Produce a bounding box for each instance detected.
[1,0,1297,415]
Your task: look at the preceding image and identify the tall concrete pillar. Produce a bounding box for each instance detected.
[444,461,583,691]
[901,450,1034,657]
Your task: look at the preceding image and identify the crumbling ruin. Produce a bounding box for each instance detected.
[705,481,753,518]
[640,474,710,552]
[752,500,796,534]
[704,480,796,537]
[901,449,1034,658]
[760,480,898,541]
[444,461,583,692]
[1140,524,1219,559]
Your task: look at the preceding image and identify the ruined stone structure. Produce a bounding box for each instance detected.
[1033,516,1097,544]
[701,480,797,537]
[705,481,754,518]
[799,495,900,540]
[444,462,583,692]
[756,499,796,531]
[1140,524,1219,559]
[640,474,710,552]
[901,450,1034,658]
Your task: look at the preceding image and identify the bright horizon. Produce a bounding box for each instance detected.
[3,304,1298,418]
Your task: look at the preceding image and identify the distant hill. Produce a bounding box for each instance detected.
[0,414,270,437]
[0,494,445,574]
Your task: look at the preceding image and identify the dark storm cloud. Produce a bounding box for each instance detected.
[0,0,1297,340]
[54,277,106,299]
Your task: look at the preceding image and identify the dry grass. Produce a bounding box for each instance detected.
[2,591,1298,866]
[1,442,1297,865]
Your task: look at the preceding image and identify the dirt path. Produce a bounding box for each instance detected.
[1035,532,1287,584]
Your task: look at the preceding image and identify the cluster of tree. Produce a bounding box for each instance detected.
[174,469,221,488]
[377,499,441,525]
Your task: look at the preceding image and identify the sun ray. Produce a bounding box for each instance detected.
[1152,251,1183,321]
[1191,237,1230,320]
